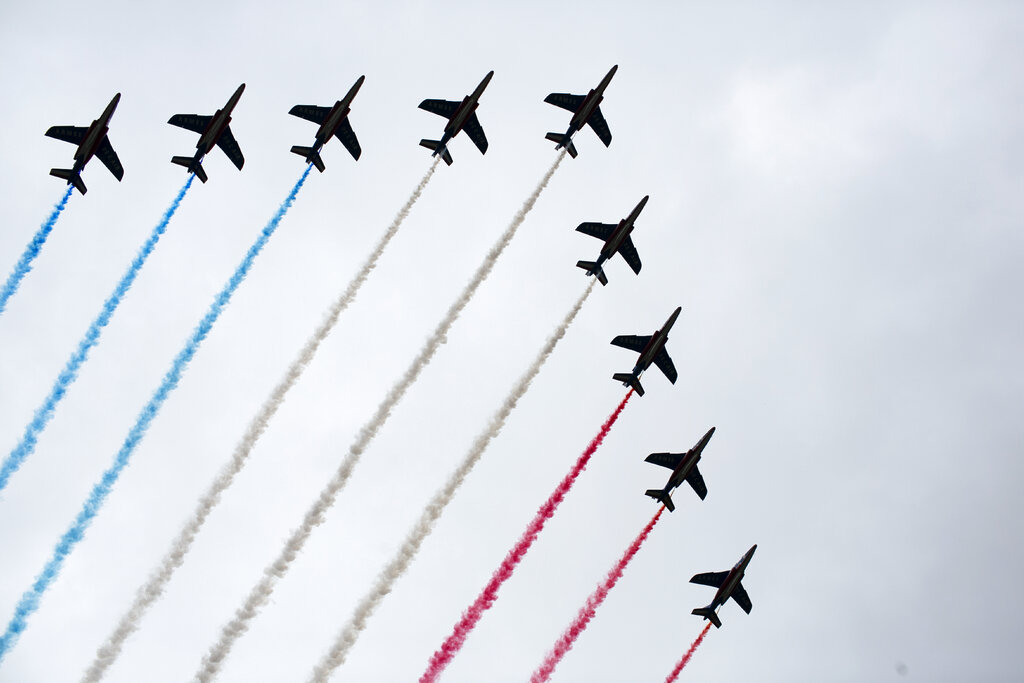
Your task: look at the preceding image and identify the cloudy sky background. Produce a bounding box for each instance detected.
[0,1,1021,681]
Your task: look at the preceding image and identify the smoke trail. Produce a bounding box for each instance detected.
[0,167,310,665]
[81,160,439,683]
[308,279,596,683]
[664,622,713,683]
[0,176,194,493]
[194,151,565,683]
[0,185,74,317]
[420,388,634,683]
[530,505,665,683]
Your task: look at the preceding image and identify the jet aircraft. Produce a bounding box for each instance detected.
[418,71,493,166]
[45,93,124,195]
[610,306,680,396]
[644,427,715,511]
[289,75,365,171]
[168,83,246,183]
[576,195,647,285]
[544,64,617,157]
[690,544,757,628]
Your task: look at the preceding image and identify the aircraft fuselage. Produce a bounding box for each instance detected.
[313,75,364,149]
[566,64,617,134]
[195,83,245,157]
[664,427,714,491]
[72,93,120,173]
[708,545,757,611]
[442,70,493,143]
[632,306,681,375]
[599,194,648,265]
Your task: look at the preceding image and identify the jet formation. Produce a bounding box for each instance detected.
[610,306,680,396]
[575,194,647,285]
[418,71,493,166]
[544,64,617,157]
[168,83,246,183]
[289,75,365,171]
[690,545,757,628]
[45,93,124,195]
[644,427,715,511]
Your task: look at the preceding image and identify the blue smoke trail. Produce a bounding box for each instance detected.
[0,186,74,317]
[0,165,311,664]
[0,176,195,494]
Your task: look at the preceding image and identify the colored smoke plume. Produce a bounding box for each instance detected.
[664,621,713,683]
[419,388,634,683]
[530,505,665,682]
[0,185,74,317]
[195,152,565,683]
[308,279,595,683]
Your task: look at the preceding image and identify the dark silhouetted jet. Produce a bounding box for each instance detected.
[644,427,715,511]
[45,93,124,195]
[690,544,757,628]
[544,65,617,157]
[576,194,647,285]
[168,84,246,183]
[611,306,680,396]
[418,71,493,165]
[289,75,365,172]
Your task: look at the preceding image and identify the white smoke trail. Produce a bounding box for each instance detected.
[81,160,439,683]
[308,278,595,683]
[194,151,566,682]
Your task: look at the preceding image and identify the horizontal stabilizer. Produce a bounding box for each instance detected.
[692,607,722,629]
[645,488,674,512]
[50,168,86,195]
[575,261,608,286]
[419,139,453,166]
[612,372,644,396]
[545,132,578,158]
[172,156,207,183]
[291,146,325,172]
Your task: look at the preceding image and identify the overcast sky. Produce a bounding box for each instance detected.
[1,1,1022,682]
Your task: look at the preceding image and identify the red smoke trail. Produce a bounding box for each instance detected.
[530,505,665,682]
[419,390,634,683]
[664,621,713,683]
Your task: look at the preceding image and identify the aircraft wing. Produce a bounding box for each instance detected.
[95,137,124,181]
[289,104,331,125]
[334,118,361,160]
[587,106,613,147]
[653,347,678,384]
[732,583,753,614]
[685,466,708,500]
[644,452,683,470]
[168,114,213,135]
[419,99,460,119]
[216,126,245,170]
[463,112,488,153]
[611,335,651,353]
[690,571,729,588]
[45,126,88,145]
[544,92,585,113]
[576,222,616,241]
[618,235,642,274]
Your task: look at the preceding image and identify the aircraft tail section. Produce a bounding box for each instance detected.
[545,132,578,158]
[575,260,608,286]
[692,606,722,629]
[645,488,675,512]
[612,372,644,397]
[171,156,207,183]
[49,168,86,195]
[419,139,453,166]
[290,145,325,172]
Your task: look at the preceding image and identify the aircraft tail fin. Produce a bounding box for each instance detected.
[419,139,453,166]
[692,607,722,629]
[575,261,608,286]
[545,132,578,158]
[645,488,675,512]
[50,168,86,195]
[612,372,644,397]
[171,156,207,183]
[290,146,325,173]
